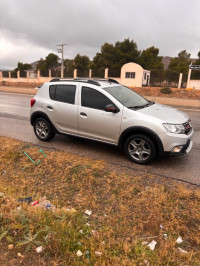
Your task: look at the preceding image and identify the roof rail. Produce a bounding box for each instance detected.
[87,80,101,86]
[50,78,60,82]
[49,78,118,86]
[49,78,101,86]
[108,78,119,84]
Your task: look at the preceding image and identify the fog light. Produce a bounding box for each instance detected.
[171,146,183,153]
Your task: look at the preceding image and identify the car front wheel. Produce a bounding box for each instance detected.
[33,118,55,141]
[124,134,156,164]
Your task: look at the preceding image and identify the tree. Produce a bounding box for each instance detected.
[166,50,191,83]
[115,38,140,66]
[74,54,90,70]
[36,58,47,76]
[139,46,164,84]
[36,53,59,76]
[64,58,74,77]
[45,53,59,69]
[91,38,140,76]
[14,62,32,77]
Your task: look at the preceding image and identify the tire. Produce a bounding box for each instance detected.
[33,118,55,141]
[124,134,156,164]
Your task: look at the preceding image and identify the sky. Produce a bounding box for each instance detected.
[0,0,200,69]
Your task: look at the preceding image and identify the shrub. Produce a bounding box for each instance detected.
[160,87,172,94]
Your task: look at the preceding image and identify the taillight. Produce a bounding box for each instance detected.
[31,99,36,107]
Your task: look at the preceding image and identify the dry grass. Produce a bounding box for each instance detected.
[0,136,200,265]
[131,86,200,99]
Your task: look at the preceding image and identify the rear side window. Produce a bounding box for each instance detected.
[82,86,113,110]
[49,85,76,104]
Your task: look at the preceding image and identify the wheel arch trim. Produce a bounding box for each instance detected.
[118,126,164,155]
[30,111,58,133]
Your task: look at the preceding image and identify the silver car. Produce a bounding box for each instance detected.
[30,78,193,164]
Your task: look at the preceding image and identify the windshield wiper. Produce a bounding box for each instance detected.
[128,105,146,109]
[148,100,155,106]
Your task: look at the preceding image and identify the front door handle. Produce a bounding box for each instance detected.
[47,106,53,110]
[80,112,87,117]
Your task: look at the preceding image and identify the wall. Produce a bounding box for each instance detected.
[1,77,51,83]
[189,80,200,90]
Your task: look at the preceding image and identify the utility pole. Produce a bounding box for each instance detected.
[57,44,67,78]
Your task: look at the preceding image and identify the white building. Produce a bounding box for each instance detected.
[109,62,150,87]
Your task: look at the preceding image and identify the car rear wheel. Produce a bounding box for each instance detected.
[124,134,156,164]
[33,118,55,141]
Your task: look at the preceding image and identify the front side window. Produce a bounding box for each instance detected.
[49,85,76,104]
[81,86,113,110]
[104,85,149,108]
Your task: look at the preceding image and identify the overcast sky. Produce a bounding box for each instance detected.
[0,0,200,69]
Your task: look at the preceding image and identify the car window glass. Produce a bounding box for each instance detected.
[82,86,113,110]
[49,85,76,104]
[104,85,148,108]
[49,85,56,100]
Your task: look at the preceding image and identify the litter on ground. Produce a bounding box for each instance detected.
[36,246,43,253]
[95,251,102,256]
[18,197,32,204]
[178,247,188,254]
[76,250,82,257]
[147,240,157,251]
[176,236,183,244]
[84,210,92,216]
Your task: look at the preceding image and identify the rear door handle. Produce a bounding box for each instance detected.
[47,106,53,110]
[80,112,87,117]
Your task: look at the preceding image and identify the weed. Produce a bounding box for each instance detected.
[160,87,172,94]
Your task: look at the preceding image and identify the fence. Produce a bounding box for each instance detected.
[92,68,105,78]
[108,68,121,78]
[76,69,89,78]
[0,68,199,89]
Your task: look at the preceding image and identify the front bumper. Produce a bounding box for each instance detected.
[180,139,193,154]
[164,139,193,156]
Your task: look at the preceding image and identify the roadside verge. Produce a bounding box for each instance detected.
[0,136,200,264]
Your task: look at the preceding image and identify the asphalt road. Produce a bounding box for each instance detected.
[0,92,200,185]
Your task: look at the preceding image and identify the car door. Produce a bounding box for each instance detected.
[78,86,123,144]
[45,83,78,135]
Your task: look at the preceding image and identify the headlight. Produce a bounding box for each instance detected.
[163,123,185,134]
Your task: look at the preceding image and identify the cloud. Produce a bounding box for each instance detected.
[0,0,200,69]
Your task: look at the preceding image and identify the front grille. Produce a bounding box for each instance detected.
[183,120,192,135]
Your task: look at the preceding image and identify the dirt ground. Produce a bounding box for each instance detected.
[0,81,200,99]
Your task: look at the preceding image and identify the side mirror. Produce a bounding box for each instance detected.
[104,104,119,113]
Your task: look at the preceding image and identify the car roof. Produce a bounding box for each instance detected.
[47,78,120,89]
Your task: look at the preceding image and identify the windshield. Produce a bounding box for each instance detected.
[104,85,149,108]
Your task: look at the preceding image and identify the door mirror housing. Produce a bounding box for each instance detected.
[104,104,119,113]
